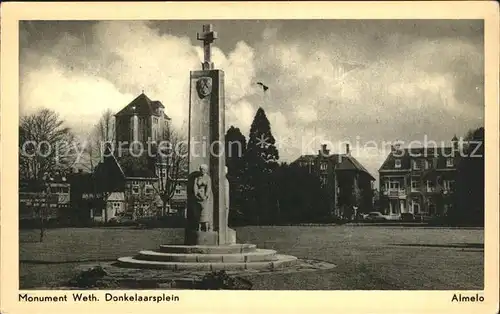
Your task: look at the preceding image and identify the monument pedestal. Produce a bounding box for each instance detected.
[117,243,298,271]
[185,231,218,246]
[226,228,236,244]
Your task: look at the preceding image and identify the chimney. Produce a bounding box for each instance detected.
[451,135,459,151]
[391,141,402,153]
[319,144,330,156]
[345,143,350,155]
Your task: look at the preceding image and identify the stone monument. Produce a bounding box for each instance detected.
[185,23,227,245]
[116,24,296,271]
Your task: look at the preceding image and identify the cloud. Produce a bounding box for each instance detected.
[20,21,257,133]
[226,99,255,135]
[20,55,134,135]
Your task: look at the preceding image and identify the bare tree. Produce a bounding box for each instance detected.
[81,109,115,172]
[80,109,115,222]
[154,124,188,215]
[19,109,77,241]
[19,109,77,181]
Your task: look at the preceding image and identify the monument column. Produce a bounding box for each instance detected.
[185,24,229,245]
[115,24,297,272]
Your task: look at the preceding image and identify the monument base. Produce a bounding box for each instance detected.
[226,228,236,244]
[116,243,298,271]
[185,231,218,246]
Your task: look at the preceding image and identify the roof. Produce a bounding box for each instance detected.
[335,155,375,180]
[292,153,375,180]
[336,155,372,174]
[114,151,158,179]
[378,146,457,172]
[294,155,317,163]
[107,192,125,201]
[115,93,167,117]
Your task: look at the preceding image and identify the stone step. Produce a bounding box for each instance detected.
[135,249,277,263]
[158,244,257,254]
[116,254,298,271]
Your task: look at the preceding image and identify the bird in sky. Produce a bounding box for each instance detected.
[256,82,269,92]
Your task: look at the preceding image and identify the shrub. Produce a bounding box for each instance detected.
[67,266,119,288]
[198,271,252,290]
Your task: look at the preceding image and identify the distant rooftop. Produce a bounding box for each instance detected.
[115,92,171,120]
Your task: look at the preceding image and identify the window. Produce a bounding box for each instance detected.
[412,160,420,170]
[139,203,149,216]
[112,202,121,214]
[93,208,102,217]
[394,159,402,168]
[389,181,400,190]
[175,185,182,194]
[145,185,154,195]
[426,180,435,191]
[412,201,420,213]
[320,162,328,170]
[446,158,454,167]
[131,181,140,194]
[411,180,419,191]
[61,186,69,193]
[443,180,455,191]
[424,160,430,169]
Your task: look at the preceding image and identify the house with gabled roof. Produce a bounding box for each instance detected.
[378,136,458,217]
[292,144,375,218]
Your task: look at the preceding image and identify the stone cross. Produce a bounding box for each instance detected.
[197,24,218,70]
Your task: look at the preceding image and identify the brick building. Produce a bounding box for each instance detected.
[378,137,459,217]
[292,144,375,218]
[19,172,71,223]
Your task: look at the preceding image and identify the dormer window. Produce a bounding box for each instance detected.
[394,159,402,168]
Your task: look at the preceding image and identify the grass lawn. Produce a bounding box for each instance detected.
[19,226,484,290]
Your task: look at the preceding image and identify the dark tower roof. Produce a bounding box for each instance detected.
[115,93,170,119]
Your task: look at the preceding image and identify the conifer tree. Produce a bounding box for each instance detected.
[246,107,279,172]
[243,107,280,224]
[225,126,247,224]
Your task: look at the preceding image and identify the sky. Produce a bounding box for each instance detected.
[19,20,484,182]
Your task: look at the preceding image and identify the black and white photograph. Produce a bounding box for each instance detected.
[1,1,499,313]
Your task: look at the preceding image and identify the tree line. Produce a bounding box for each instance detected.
[18,108,486,228]
[225,107,334,225]
[449,127,485,226]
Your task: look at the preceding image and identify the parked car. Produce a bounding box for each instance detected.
[414,214,432,222]
[364,212,387,222]
[400,213,415,222]
[385,214,401,221]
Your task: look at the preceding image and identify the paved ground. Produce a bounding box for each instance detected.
[19,226,484,290]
